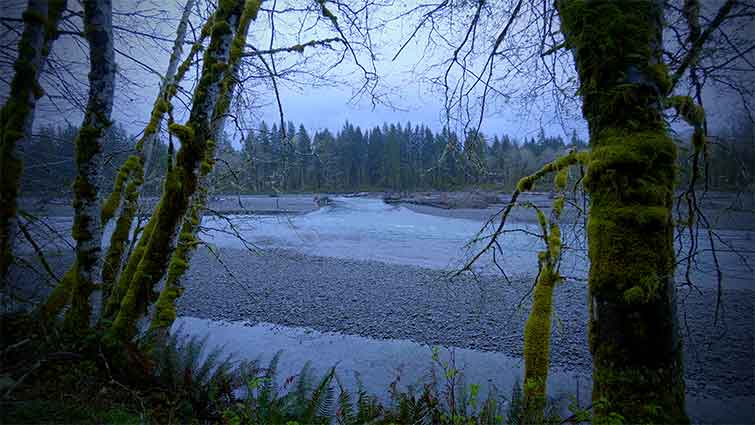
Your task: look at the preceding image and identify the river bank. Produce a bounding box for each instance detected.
[174,246,752,402]
[9,245,752,403]
[18,190,754,230]
[7,193,753,423]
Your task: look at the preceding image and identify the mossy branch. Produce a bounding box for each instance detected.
[148,0,260,338]
[242,37,343,57]
[455,149,587,277]
[97,0,199,320]
[521,189,569,419]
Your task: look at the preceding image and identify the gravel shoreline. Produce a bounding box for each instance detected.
[176,246,753,400]
[6,244,752,402]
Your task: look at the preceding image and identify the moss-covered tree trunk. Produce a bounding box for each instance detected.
[99,0,197,303]
[150,2,259,338]
[0,0,66,290]
[108,0,257,342]
[557,1,687,423]
[64,0,116,330]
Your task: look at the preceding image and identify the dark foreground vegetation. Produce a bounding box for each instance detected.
[1,312,567,425]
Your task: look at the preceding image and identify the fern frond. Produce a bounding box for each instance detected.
[259,351,282,407]
[304,367,336,421]
[335,374,355,425]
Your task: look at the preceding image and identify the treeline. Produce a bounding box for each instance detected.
[22,119,754,197]
[20,123,169,198]
[214,121,589,193]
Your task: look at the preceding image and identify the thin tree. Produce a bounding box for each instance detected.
[0,0,67,291]
[106,0,260,343]
[63,0,117,331]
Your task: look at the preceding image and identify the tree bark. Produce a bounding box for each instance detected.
[99,0,197,304]
[556,1,687,422]
[0,0,66,292]
[108,0,257,342]
[150,0,259,338]
[64,0,116,331]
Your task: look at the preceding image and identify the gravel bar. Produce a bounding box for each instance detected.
[177,246,753,400]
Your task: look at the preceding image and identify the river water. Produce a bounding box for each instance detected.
[201,196,752,289]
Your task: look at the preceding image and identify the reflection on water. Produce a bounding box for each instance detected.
[201,197,752,289]
[174,317,753,424]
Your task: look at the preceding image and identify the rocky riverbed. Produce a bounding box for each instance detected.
[175,246,753,402]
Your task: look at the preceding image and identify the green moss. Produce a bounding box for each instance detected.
[548,223,561,259]
[36,265,76,322]
[101,156,141,223]
[231,0,261,60]
[622,286,644,304]
[211,21,232,38]
[522,265,558,419]
[557,1,688,422]
[668,96,704,127]
[168,123,194,142]
[317,0,338,23]
[67,120,111,330]
[553,196,565,216]
[101,163,142,298]
[554,168,568,190]
[103,207,157,320]
[200,160,212,175]
[110,0,250,340]
[149,206,199,334]
[516,150,586,193]
[108,0,257,342]
[650,63,672,95]
[1,0,66,283]
[559,0,668,133]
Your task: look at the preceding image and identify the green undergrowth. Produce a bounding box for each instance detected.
[1,312,571,424]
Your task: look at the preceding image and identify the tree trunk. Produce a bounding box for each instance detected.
[99,0,197,305]
[108,0,257,342]
[150,2,259,339]
[0,0,66,292]
[65,0,116,331]
[556,1,687,422]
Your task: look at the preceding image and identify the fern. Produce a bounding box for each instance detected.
[335,375,356,425]
[303,367,336,422]
[354,374,383,423]
[147,326,241,421]
[259,350,282,407]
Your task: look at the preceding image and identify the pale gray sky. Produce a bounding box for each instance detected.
[2,0,752,146]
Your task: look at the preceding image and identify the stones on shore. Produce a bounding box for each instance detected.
[314,195,332,207]
[175,246,753,400]
[383,192,500,209]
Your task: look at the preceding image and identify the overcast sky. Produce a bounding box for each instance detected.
[2,0,752,147]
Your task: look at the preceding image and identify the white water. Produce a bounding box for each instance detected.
[201,196,578,277]
[201,196,751,288]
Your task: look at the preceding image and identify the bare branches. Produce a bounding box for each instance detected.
[670,0,737,91]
